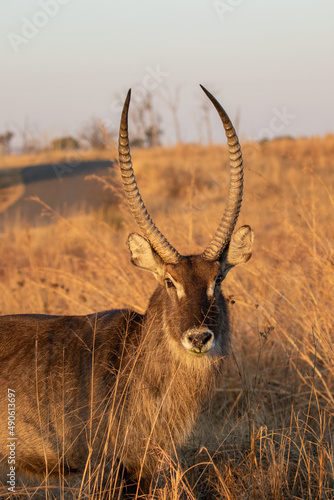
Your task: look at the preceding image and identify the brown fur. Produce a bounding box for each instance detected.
[0,222,255,497]
[0,253,234,488]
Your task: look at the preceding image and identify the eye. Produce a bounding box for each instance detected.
[215,275,223,286]
[165,278,175,289]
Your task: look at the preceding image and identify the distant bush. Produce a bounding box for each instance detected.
[50,136,80,150]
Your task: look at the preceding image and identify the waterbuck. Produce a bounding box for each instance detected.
[0,86,253,492]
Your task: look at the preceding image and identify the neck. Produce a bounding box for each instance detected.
[113,286,224,478]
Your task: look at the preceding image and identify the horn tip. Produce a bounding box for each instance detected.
[200,85,218,105]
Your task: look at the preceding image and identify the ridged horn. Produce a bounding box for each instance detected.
[118,89,181,264]
[200,85,244,261]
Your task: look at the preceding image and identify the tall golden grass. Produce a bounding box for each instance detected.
[0,135,334,498]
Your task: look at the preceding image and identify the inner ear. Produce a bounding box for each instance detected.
[220,225,254,277]
[127,233,166,284]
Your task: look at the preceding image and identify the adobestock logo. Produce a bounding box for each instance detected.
[7,0,70,53]
[102,64,170,131]
[110,65,170,113]
[213,0,244,21]
[258,107,296,141]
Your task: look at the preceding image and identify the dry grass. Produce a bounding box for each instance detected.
[0,148,115,170]
[0,135,334,498]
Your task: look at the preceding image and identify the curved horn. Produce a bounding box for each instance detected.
[118,89,181,264]
[200,85,244,261]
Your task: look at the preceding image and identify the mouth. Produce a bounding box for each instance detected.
[185,343,213,357]
[187,349,208,357]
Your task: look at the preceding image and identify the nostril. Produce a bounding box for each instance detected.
[200,331,213,345]
[189,331,213,347]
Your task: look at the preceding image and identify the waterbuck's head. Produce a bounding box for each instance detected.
[118,86,254,361]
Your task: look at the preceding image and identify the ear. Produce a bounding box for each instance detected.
[220,225,254,277]
[127,233,166,284]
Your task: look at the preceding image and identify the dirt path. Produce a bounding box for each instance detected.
[0,160,115,228]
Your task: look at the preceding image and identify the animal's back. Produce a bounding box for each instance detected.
[0,309,141,478]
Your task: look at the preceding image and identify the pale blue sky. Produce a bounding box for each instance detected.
[1,0,333,147]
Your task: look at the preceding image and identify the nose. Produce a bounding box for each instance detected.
[182,327,215,355]
[188,330,213,350]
